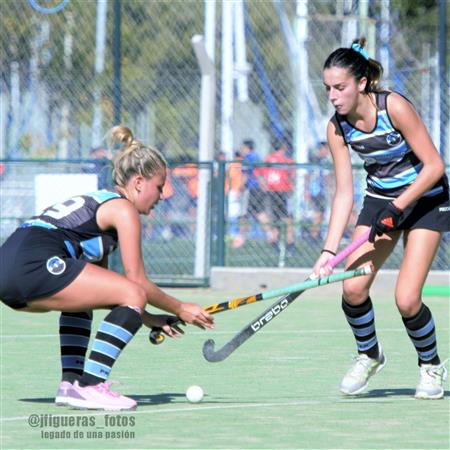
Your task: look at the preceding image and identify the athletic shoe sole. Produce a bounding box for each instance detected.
[66,398,136,411]
[340,355,387,396]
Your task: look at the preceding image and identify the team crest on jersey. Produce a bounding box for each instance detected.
[46,256,66,275]
[386,131,401,146]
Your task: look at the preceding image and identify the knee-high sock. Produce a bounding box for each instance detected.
[59,311,93,383]
[80,306,142,386]
[342,296,379,359]
[402,303,440,366]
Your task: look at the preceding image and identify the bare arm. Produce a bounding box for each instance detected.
[313,119,354,276]
[323,118,355,251]
[387,93,445,210]
[97,199,213,329]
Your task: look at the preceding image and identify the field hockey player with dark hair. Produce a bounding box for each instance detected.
[313,38,449,399]
[0,125,214,410]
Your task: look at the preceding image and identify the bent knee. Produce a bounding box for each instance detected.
[395,292,422,317]
[342,279,369,305]
[122,282,146,311]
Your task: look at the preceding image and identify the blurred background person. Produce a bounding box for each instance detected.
[172,157,198,236]
[221,151,243,239]
[261,139,296,254]
[304,141,333,241]
[84,146,112,190]
[233,139,266,248]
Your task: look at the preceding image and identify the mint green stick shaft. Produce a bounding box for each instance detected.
[259,265,373,301]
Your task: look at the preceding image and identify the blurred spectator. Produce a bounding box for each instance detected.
[305,141,332,240]
[145,169,175,240]
[171,158,198,236]
[226,151,243,237]
[84,147,112,189]
[233,139,266,248]
[261,139,295,253]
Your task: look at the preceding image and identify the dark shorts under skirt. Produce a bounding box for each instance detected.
[357,191,450,232]
[0,227,86,309]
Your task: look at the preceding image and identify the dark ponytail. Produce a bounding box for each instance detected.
[323,37,383,93]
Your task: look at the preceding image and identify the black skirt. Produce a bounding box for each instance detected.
[0,227,86,309]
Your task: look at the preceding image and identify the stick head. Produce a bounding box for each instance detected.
[202,339,219,362]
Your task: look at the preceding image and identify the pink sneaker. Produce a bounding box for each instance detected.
[55,381,73,406]
[66,381,137,411]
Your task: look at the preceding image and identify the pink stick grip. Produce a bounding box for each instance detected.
[328,229,370,269]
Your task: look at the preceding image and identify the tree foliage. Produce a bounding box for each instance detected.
[0,0,444,159]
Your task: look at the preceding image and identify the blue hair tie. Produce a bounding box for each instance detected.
[351,43,369,60]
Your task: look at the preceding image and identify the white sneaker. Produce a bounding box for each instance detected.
[340,346,386,395]
[415,362,447,400]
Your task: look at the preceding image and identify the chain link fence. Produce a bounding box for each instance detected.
[1,1,448,160]
[1,1,448,283]
[219,160,449,271]
[0,161,448,283]
[0,160,214,284]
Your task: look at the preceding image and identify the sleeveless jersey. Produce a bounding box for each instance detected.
[335,91,448,199]
[20,190,122,262]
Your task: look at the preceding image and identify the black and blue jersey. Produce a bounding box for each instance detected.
[335,91,448,199]
[0,190,125,306]
[21,190,122,262]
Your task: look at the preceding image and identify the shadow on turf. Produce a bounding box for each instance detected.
[20,393,185,405]
[343,388,450,398]
[20,393,226,406]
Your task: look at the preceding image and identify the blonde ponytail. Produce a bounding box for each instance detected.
[107,125,167,187]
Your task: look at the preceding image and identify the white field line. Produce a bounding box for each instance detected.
[0,397,419,423]
[3,327,449,339]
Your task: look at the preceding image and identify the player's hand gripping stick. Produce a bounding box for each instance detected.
[149,235,371,346]
[202,230,371,362]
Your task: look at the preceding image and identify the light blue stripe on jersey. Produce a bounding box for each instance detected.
[92,340,121,359]
[64,240,77,258]
[369,164,422,189]
[80,237,104,261]
[377,110,394,130]
[367,142,410,162]
[59,316,92,329]
[61,356,85,369]
[20,219,57,229]
[406,319,435,338]
[368,183,443,198]
[345,309,374,326]
[99,322,133,343]
[341,117,392,142]
[83,360,111,378]
[60,335,90,347]
[348,128,392,142]
[88,190,121,203]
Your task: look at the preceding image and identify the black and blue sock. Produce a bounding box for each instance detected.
[402,303,440,366]
[59,311,93,383]
[80,306,142,386]
[342,296,379,359]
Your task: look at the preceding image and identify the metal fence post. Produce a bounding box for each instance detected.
[214,160,226,266]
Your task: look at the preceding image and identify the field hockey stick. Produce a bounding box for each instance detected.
[202,229,371,362]
[149,262,373,345]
